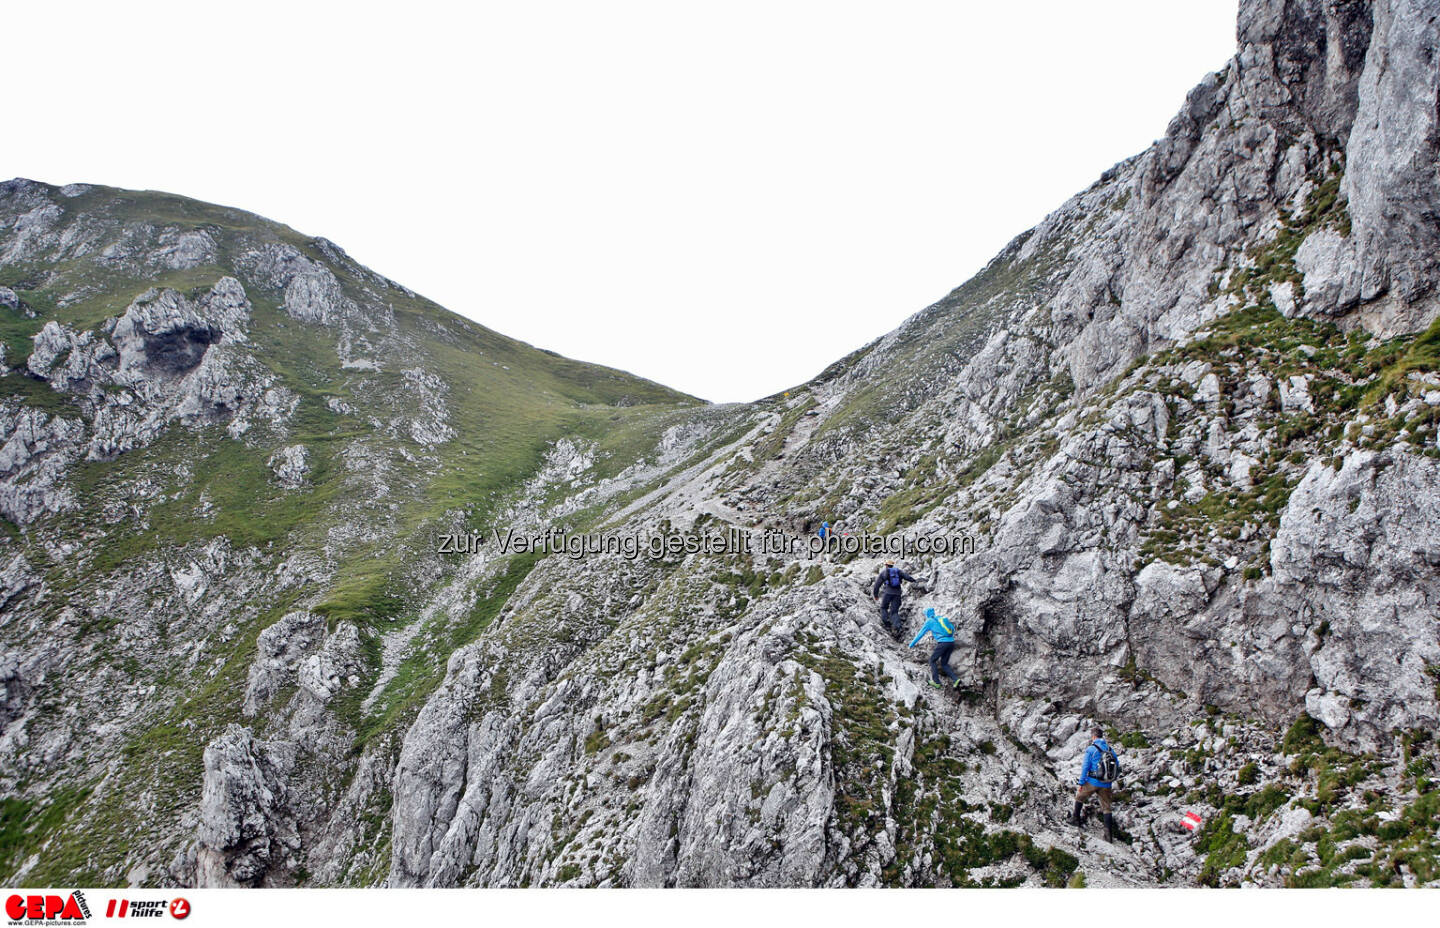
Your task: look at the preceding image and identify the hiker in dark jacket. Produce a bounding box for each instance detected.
[870,560,916,637]
[1070,726,1119,841]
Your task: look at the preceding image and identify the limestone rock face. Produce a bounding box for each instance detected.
[196,726,298,887]
[111,289,220,382]
[1272,452,1440,747]
[268,445,309,490]
[0,277,278,520]
[1341,0,1440,322]
[243,612,328,717]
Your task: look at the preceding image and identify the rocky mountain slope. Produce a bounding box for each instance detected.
[4,0,1440,889]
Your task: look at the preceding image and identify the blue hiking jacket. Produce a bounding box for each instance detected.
[908,608,956,648]
[872,565,916,598]
[1079,739,1116,787]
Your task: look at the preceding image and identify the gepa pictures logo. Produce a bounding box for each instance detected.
[5,891,92,924]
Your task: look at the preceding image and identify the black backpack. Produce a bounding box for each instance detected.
[1095,744,1120,783]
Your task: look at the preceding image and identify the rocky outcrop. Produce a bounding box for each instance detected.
[239,243,384,329]
[0,403,84,522]
[196,726,299,887]
[1276,451,1440,747]
[267,445,309,490]
[0,277,288,515]
[243,612,328,717]
[1341,0,1440,322]
[111,290,220,381]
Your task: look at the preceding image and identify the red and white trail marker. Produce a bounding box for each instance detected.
[1181,810,1204,832]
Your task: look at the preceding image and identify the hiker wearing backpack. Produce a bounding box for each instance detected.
[1071,726,1120,842]
[870,560,916,638]
[908,607,962,689]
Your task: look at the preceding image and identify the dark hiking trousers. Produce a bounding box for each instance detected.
[930,640,959,685]
[879,593,903,631]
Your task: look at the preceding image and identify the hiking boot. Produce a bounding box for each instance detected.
[928,678,942,689]
[952,678,963,690]
[1103,813,1116,843]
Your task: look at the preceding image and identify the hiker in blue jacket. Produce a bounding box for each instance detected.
[871,560,916,637]
[908,607,962,689]
[818,520,829,541]
[1071,726,1119,841]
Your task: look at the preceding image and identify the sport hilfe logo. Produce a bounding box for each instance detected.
[102,899,188,920]
[5,891,93,922]
[103,901,161,919]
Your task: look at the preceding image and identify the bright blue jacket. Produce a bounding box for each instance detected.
[1078,739,1116,787]
[908,607,956,647]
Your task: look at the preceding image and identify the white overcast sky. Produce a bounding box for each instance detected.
[8,1,1237,403]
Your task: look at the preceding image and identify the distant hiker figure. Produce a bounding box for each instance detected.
[870,560,916,638]
[909,607,961,689]
[818,520,830,541]
[1071,726,1120,842]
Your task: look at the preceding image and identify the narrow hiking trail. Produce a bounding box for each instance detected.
[608,392,833,566]
[830,583,1154,885]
